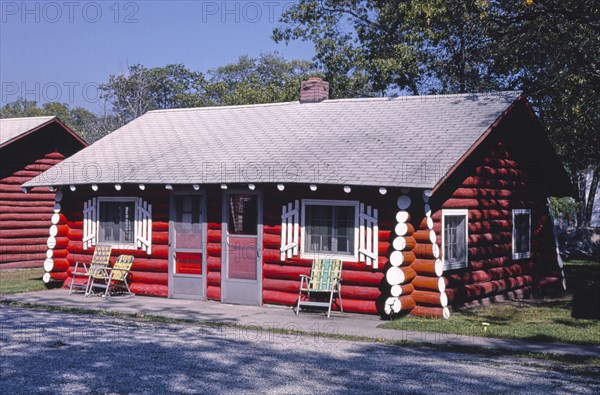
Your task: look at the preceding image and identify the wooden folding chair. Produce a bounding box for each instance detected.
[69,245,112,295]
[88,255,135,298]
[296,258,343,318]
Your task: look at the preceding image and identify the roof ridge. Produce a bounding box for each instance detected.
[0,115,56,122]
[145,91,521,114]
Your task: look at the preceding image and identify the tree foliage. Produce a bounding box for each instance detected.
[274,0,600,225]
[0,99,112,143]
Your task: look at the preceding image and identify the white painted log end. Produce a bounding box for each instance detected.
[428,229,436,244]
[310,184,317,191]
[47,236,56,249]
[440,292,449,308]
[277,184,285,191]
[389,250,404,267]
[395,211,410,223]
[438,277,446,293]
[390,284,402,297]
[43,258,54,272]
[394,223,409,236]
[386,266,404,285]
[248,184,255,190]
[55,190,63,202]
[442,307,451,320]
[379,187,387,195]
[91,184,98,191]
[392,237,407,251]
[343,186,351,193]
[42,273,51,284]
[434,259,443,277]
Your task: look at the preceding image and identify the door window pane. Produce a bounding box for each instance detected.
[175,195,203,249]
[228,236,257,280]
[175,252,202,275]
[228,195,257,235]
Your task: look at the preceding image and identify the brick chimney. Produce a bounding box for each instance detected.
[300,77,329,103]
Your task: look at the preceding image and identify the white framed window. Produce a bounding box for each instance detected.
[442,209,469,271]
[97,197,138,249]
[301,199,359,261]
[512,209,531,259]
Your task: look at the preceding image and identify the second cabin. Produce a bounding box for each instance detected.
[24,79,573,318]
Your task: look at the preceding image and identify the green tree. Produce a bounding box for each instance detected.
[490,0,600,226]
[274,0,599,226]
[100,64,209,124]
[207,53,320,105]
[0,99,107,142]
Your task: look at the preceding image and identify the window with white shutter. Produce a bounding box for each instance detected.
[83,197,152,254]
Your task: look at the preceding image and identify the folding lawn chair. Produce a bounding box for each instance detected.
[296,258,343,318]
[88,254,135,298]
[69,245,112,295]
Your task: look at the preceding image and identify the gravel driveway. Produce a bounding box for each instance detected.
[1,306,598,394]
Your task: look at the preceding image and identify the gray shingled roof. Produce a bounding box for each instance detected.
[0,116,56,147]
[24,92,520,189]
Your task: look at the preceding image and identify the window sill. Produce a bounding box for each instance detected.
[512,252,531,260]
[300,253,357,262]
[443,261,468,272]
[98,243,137,250]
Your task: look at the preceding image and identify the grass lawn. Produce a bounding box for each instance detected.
[381,259,600,346]
[0,268,47,294]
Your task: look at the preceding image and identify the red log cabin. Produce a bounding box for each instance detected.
[23,79,573,318]
[1,116,87,269]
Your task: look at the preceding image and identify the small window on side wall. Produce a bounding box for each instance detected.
[442,209,468,271]
[512,209,531,259]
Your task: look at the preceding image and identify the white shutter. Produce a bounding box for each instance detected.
[83,198,97,249]
[359,203,379,268]
[135,198,152,254]
[280,200,299,260]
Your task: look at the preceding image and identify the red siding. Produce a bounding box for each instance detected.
[1,123,85,269]
[428,139,562,306]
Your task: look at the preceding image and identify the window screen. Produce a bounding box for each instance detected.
[99,201,135,244]
[513,210,531,259]
[304,204,355,256]
[443,213,467,270]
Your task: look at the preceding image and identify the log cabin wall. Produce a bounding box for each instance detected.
[59,186,171,296]
[423,115,564,310]
[0,123,85,269]
[261,185,397,314]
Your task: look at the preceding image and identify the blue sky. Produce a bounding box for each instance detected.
[0,1,315,113]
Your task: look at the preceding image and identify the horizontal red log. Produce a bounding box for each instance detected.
[413,276,445,292]
[129,271,168,285]
[129,283,168,297]
[0,253,45,263]
[207,271,221,286]
[0,237,48,246]
[206,286,221,301]
[412,290,447,307]
[0,259,45,269]
[0,221,51,229]
[0,244,48,255]
[207,256,221,271]
[410,306,450,319]
[131,258,169,272]
[0,193,56,200]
